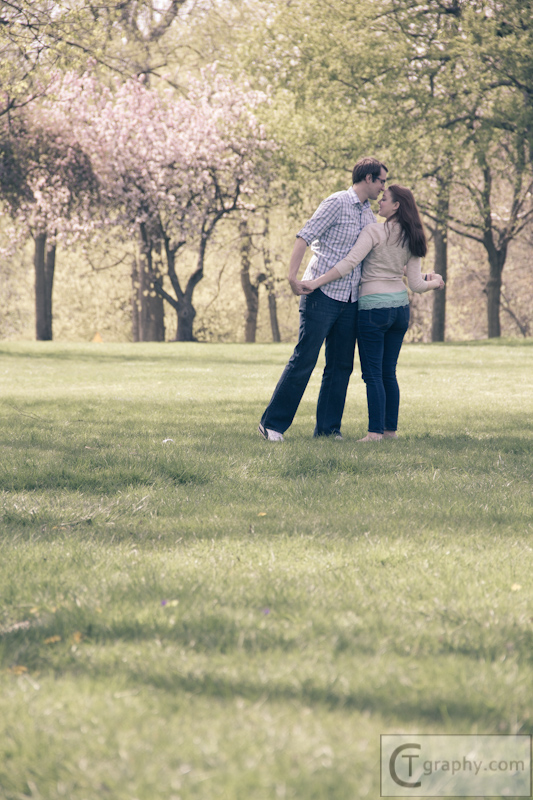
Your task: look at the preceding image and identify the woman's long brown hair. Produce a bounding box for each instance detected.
[388,184,427,258]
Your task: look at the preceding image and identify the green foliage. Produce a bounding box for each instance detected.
[1,0,532,343]
[0,0,193,106]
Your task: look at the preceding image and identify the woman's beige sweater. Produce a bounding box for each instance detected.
[334,221,433,297]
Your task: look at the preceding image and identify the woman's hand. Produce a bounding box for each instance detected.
[427,273,445,290]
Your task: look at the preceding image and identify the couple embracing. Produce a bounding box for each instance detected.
[258,157,444,443]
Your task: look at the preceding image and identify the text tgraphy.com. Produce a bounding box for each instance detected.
[420,757,527,777]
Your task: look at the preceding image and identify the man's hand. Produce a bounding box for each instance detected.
[299,280,316,294]
[289,279,313,296]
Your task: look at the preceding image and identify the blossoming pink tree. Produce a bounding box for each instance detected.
[0,109,97,340]
[52,68,274,340]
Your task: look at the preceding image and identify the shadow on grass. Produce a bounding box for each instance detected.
[2,606,532,672]
[0,344,193,365]
[2,421,532,491]
[1,386,532,497]
[0,454,211,492]
[119,664,507,727]
[1,617,519,727]
[0,343,296,367]
[440,338,533,348]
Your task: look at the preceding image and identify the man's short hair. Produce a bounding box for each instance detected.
[352,157,388,184]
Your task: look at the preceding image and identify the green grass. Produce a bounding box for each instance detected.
[0,340,532,800]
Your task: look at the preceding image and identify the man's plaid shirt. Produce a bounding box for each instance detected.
[298,187,376,303]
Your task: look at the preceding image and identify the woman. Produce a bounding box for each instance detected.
[299,185,444,441]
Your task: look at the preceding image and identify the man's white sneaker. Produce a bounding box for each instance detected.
[258,423,284,442]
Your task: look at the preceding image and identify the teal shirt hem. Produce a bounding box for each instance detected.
[358,290,409,310]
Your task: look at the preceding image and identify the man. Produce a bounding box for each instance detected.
[258,156,388,442]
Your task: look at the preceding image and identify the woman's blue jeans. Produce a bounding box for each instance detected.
[357,304,410,434]
[260,289,358,436]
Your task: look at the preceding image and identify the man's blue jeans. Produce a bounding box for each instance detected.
[260,289,358,436]
[357,304,410,434]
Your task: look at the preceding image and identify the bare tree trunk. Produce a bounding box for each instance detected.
[171,214,227,342]
[138,225,165,341]
[261,212,281,342]
[486,267,502,338]
[34,231,54,341]
[480,160,506,339]
[240,219,260,343]
[431,228,447,342]
[268,292,281,342]
[484,234,506,339]
[44,241,55,338]
[431,182,449,342]
[139,258,165,341]
[174,230,208,342]
[176,302,196,341]
[34,232,47,340]
[131,258,141,342]
[154,204,239,342]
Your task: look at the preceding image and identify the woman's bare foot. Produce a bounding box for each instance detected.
[357,432,383,442]
[383,431,398,439]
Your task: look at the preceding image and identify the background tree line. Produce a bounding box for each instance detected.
[1,0,532,343]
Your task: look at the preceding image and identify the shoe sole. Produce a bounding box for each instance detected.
[258,423,284,442]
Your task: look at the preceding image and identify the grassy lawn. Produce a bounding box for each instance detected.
[0,340,532,800]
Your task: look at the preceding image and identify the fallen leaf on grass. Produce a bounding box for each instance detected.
[257,512,267,517]
[8,665,28,675]
[511,584,522,592]
[44,635,61,645]
[72,631,83,644]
